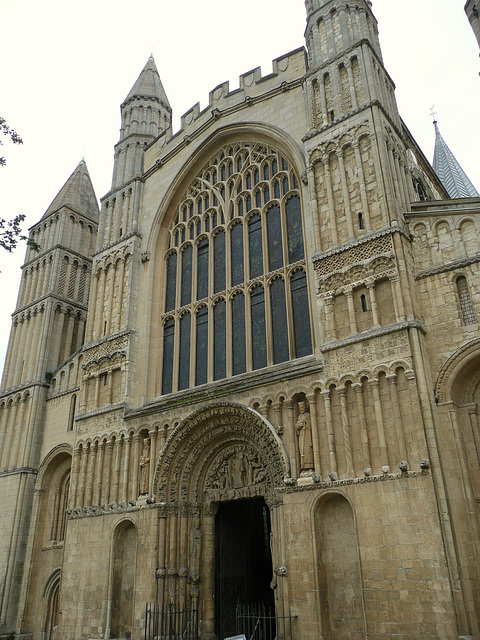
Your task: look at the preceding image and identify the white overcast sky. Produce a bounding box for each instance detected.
[1,0,479,374]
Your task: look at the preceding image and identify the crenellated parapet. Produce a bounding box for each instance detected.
[145,48,307,173]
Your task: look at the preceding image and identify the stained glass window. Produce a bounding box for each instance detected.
[178,313,191,390]
[195,306,208,385]
[286,196,304,263]
[232,292,246,375]
[165,253,177,312]
[290,269,312,357]
[231,222,244,287]
[270,277,289,363]
[267,205,283,271]
[161,141,312,394]
[251,285,267,370]
[161,317,175,394]
[214,299,226,380]
[214,230,226,293]
[197,238,209,300]
[180,245,192,306]
[248,214,263,279]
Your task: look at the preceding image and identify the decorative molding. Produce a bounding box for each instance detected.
[414,254,480,280]
[128,356,322,418]
[320,320,427,353]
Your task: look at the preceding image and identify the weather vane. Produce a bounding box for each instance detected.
[430,105,437,123]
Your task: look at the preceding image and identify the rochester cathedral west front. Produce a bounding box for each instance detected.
[1,1,480,639]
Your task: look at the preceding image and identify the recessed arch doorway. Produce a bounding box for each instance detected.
[153,401,289,638]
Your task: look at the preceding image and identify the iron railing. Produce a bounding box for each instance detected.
[145,602,198,640]
[235,603,297,640]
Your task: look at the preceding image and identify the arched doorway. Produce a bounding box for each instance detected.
[153,402,288,639]
[215,497,274,639]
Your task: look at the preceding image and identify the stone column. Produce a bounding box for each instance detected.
[366,280,380,327]
[322,157,338,246]
[345,288,357,334]
[322,390,338,477]
[131,434,142,499]
[338,386,354,477]
[324,294,336,341]
[386,373,409,467]
[202,505,217,636]
[352,382,372,474]
[122,434,132,502]
[285,401,298,478]
[149,429,158,497]
[307,392,322,477]
[93,441,105,506]
[336,150,355,239]
[369,378,389,470]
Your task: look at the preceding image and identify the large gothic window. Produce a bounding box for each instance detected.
[160,141,313,394]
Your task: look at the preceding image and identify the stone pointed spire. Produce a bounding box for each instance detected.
[42,159,100,221]
[433,121,479,199]
[123,54,170,110]
[112,56,172,189]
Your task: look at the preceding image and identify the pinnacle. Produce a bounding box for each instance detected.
[123,55,170,109]
[42,160,99,221]
[433,121,479,199]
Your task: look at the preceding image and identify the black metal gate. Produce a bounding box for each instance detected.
[235,603,297,640]
[144,602,198,640]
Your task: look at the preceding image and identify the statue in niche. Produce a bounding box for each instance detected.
[229,452,247,488]
[296,400,314,474]
[139,438,151,495]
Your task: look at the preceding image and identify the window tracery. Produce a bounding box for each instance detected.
[161,142,312,394]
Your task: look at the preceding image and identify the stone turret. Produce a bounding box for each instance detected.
[111,55,172,189]
[1,161,98,391]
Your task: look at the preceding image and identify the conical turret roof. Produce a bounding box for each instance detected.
[432,121,479,199]
[42,160,99,221]
[123,55,170,109]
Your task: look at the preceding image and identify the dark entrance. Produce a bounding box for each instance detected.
[215,497,274,639]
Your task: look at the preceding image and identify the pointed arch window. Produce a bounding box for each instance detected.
[195,306,208,385]
[180,245,193,306]
[230,222,244,286]
[270,277,289,364]
[232,291,246,375]
[178,312,191,390]
[251,285,267,370]
[160,141,313,394]
[196,238,209,300]
[214,299,226,380]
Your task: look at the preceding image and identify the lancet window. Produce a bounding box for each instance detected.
[161,141,313,394]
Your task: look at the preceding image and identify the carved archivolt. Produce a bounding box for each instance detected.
[435,338,480,403]
[153,402,288,503]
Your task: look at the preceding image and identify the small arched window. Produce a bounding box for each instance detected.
[360,294,368,312]
[457,276,476,325]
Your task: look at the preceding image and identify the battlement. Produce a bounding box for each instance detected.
[147,46,306,163]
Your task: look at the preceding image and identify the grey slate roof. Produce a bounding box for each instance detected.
[432,121,479,198]
[42,160,99,221]
[123,55,170,109]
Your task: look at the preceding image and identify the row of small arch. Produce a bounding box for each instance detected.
[92,247,132,278]
[168,196,301,254]
[309,128,371,165]
[161,265,307,321]
[72,360,413,449]
[410,217,479,236]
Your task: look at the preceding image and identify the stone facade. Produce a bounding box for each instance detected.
[1,1,480,639]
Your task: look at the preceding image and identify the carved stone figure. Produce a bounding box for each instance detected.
[229,452,247,488]
[296,400,314,473]
[139,438,151,495]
